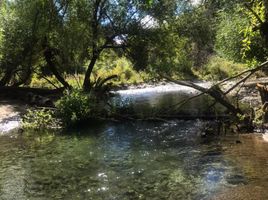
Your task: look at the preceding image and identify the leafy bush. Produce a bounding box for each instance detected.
[215,6,268,64]
[147,34,194,78]
[55,90,109,127]
[23,89,114,129]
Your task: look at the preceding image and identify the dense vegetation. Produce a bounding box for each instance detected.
[1,0,268,127]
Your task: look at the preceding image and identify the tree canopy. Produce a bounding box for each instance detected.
[1,0,268,91]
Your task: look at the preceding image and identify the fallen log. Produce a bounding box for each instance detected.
[243,78,268,87]
[0,86,65,107]
[162,76,243,116]
[256,83,268,123]
[0,86,64,96]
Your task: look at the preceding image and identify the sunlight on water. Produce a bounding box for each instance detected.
[116,82,211,96]
[0,117,20,134]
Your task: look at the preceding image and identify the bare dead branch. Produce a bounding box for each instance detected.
[217,60,268,85]
[221,61,268,95]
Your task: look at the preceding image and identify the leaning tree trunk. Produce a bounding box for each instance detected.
[42,37,71,90]
[83,53,99,91]
[43,47,71,90]
[163,76,243,116]
[256,83,268,123]
[0,68,13,86]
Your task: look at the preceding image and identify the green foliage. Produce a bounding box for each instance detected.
[149,33,194,77]
[199,56,247,80]
[55,90,109,127]
[215,9,249,62]
[215,1,268,64]
[174,7,215,67]
[127,26,194,78]
[94,56,151,86]
[240,1,268,64]
[1,0,268,89]
[22,108,60,130]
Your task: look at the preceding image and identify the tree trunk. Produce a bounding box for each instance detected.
[43,48,71,89]
[0,68,13,86]
[83,54,99,91]
[0,86,64,96]
[256,83,268,123]
[163,76,243,116]
[259,1,268,47]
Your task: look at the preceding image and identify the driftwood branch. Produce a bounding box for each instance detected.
[161,60,268,121]
[222,61,268,95]
[162,75,243,115]
[217,60,268,86]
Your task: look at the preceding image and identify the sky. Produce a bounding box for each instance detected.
[191,0,201,6]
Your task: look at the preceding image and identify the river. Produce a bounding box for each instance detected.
[0,84,267,200]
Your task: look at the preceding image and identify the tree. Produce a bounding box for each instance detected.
[0,0,185,91]
[215,7,250,62]
[200,0,268,64]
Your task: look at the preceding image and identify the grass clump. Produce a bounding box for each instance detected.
[197,56,247,80]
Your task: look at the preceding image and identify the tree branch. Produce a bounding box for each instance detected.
[162,75,243,115]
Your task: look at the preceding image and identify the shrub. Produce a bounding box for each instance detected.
[55,90,109,127]
[215,10,248,62]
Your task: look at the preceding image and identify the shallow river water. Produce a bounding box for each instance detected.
[1,121,268,200]
[0,84,268,200]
